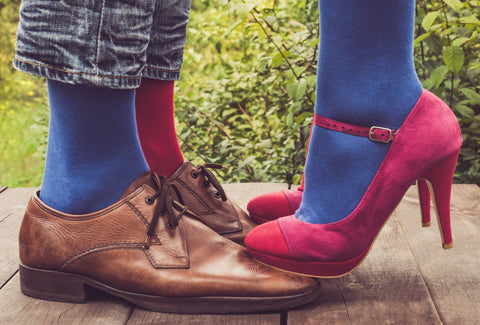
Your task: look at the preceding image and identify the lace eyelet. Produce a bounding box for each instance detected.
[191,171,199,179]
[214,192,221,199]
[145,197,154,205]
[167,222,178,230]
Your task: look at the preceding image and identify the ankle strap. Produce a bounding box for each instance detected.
[314,114,396,143]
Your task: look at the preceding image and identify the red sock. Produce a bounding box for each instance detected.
[135,78,184,177]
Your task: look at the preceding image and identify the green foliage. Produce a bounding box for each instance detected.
[0,0,48,187]
[177,0,318,185]
[0,0,479,187]
[415,0,480,184]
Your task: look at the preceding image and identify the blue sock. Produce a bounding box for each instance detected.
[297,0,423,224]
[40,80,149,214]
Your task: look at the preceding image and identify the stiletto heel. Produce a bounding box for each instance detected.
[245,90,463,278]
[418,180,431,227]
[419,149,460,249]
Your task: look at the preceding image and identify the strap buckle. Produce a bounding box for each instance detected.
[369,126,394,143]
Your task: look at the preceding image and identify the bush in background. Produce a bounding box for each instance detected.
[1,0,478,187]
[178,0,479,185]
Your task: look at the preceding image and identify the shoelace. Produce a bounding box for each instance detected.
[143,174,194,249]
[191,164,228,201]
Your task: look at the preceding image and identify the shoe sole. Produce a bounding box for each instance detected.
[249,246,371,279]
[19,264,321,314]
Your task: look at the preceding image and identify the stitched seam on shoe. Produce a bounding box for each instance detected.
[174,178,215,215]
[143,221,190,269]
[126,201,160,243]
[174,177,241,230]
[126,201,150,227]
[143,247,189,269]
[126,201,189,264]
[60,243,145,270]
[282,190,296,215]
[168,162,188,181]
[277,220,294,257]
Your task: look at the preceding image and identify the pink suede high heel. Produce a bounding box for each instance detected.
[245,90,462,278]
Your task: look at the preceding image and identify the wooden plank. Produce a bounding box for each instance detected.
[223,182,291,211]
[0,274,132,325]
[396,184,480,324]
[127,309,281,325]
[0,187,38,286]
[288,204,441,324]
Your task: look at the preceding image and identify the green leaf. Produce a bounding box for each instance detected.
[427,65,449,89]
[455,104,475,118]
[424,34,443,55]
[414,31,432,46]
[286,111,294,127]
[286,79,307,101]
[239,156,256,169]
[257,139,272,149]
[422,12,440,31]
[271,53,284,68]
[458,15,480,26]
[452,37,470,47]
[444,0,463,13]
[295,79,307,101]
[264,15,276,25]
[289,101,302,113]
[296,112,311,124]
[225,20,245,39]
[305,75,317,87]
[443,46,464,73]
[460,88,480,104]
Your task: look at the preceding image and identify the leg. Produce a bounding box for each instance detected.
[135,79,184,177]
[136,1,190,177]
[245,0,462,278]
[247,0,423,224]
[41,80,148,214]
[15,0,154,214]
[15,0,319,311]
[301,0,423,224]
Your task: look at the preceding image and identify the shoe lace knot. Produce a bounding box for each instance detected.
[143,173,193,249]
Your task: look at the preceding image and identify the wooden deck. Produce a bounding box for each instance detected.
[0,183,479,324]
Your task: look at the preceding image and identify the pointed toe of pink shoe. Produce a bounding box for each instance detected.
[247,190,302,224]
[245,220,291,258]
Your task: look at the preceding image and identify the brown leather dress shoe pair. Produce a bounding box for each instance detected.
[19,172,320,313]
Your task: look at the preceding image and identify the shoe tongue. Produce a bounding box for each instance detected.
[120,172,157,199]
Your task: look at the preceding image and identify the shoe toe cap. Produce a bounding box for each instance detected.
[245,220,291,258]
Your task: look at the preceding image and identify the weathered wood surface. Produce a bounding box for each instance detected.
[0,187,37,286]
[0,183,479,324]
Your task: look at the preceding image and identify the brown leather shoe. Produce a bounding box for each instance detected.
[168,162,257,244]
[19,173,320,313]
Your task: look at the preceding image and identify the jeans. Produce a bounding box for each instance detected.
[14,0,191,89]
